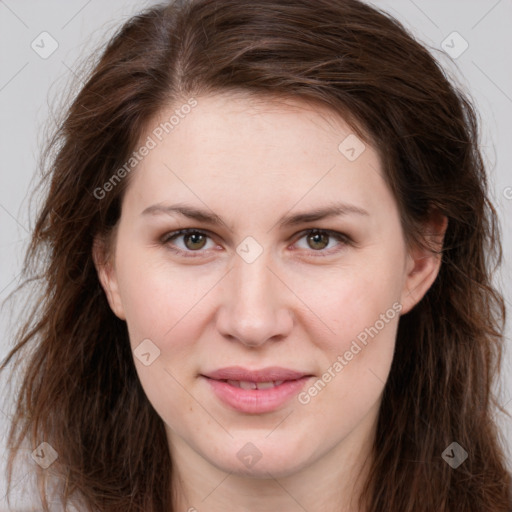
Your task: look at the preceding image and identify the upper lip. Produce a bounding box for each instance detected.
[202,366,311,382]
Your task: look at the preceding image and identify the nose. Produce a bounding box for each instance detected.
[215,254,294,348]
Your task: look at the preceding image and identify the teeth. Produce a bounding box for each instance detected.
[239,380,257,390]
[255,381,275,389]
[226,380,285,389]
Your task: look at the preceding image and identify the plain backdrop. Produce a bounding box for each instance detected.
[0,0,511,509]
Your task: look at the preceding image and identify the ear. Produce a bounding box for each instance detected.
[400,210,448,315]
[92,234,126,320]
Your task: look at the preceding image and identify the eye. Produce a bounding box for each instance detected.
[160,229,217,257]
[292,229,351,256]
[160,228,351,258]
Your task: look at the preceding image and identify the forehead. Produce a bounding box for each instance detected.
[121,92,394,225]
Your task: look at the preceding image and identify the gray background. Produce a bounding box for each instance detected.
[0,0,511,509]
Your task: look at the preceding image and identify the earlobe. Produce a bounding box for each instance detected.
[400,213,448,315]
[92,235,126,320]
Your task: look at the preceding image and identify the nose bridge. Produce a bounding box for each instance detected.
[234,253,274,307]
[216,248,292,346]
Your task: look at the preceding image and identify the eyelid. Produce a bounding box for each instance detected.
[160,227,352,258]
[160,227,216,243]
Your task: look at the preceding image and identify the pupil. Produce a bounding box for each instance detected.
[308,232,328,250]
[185,233,206,250]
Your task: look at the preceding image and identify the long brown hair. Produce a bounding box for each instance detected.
[2,0,510,510]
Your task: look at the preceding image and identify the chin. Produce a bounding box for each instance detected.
[209,443,311,479]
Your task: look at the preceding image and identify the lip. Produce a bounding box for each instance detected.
[203,366,309,382]
[201,366,313,414]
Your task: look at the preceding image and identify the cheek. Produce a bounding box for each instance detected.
[115,245,217,346]
[115,254,208,429]
[288,255,404,346]
[293,264,402,423]
[114,248,220,420]
[289,253,403,405]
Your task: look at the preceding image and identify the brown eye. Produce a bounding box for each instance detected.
[161,229,215,257]
[183,232,207,250]
[293,229,351,257]
[306,231,330,250]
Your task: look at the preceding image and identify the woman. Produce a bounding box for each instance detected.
[1,0,510,510]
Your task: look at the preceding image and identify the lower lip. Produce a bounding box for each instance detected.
[203,376,311,414]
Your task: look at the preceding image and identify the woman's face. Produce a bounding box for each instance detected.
[96,92,440,479]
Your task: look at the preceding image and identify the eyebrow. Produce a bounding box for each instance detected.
[141,202,369,228]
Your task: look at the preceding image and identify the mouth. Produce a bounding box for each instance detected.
[201,369,313,414]
[202,365,311,383]
[219,379,287,390]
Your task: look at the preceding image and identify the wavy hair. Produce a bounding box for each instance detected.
[1,0,510,510]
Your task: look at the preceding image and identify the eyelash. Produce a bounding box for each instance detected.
[160,228,352,259]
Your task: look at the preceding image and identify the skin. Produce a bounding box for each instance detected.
[94,92,447,512]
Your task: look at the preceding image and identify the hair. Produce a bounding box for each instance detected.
[1,0,511,510]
